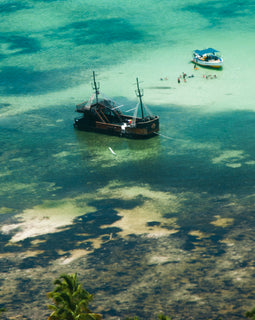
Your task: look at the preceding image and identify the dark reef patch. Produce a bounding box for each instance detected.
[0,66,80,95]
[33,0,65,2]
[53,18,145,45]
[147,221,161,227]
[0,2,30,13]
[0,103,11,108]
[86,196,146,211]
[0,196,153,269]
[0,205,123,269]
[182,0,255,27]
[0,34,41,56]
[0,258,17,273]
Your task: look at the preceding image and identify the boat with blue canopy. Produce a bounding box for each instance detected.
[191,48,223,68]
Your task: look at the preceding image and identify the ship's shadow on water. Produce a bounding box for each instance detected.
[74,106,255,195]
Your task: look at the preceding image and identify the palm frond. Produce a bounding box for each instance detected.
[60,273,78,293]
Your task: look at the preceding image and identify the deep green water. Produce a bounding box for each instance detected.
[1,1,255,319]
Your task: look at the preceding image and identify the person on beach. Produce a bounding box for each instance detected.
[178,78,180,83]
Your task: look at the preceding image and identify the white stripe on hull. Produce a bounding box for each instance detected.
[192,58,223,68]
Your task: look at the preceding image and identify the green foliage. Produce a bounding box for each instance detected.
[157,315,171,320]
[0,307,6,317]
[245,307,255,319]
[47,273,102,320]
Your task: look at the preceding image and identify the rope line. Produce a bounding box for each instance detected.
[155,132,188,142]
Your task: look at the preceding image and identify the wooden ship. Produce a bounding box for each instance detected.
[74,72,159,138]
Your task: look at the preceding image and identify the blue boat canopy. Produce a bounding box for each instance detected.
[194,48,219,55]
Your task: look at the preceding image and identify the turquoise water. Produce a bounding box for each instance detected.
[1,1,255,319]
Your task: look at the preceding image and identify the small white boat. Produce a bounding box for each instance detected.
[191,48,223,68]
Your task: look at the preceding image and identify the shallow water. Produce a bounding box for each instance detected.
[1,1,255,319]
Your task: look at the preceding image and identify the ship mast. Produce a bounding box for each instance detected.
[92,71,100,105]
[135,78,144,119]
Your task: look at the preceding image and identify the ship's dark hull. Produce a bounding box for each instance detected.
[74,74,159,139]
[74,115,159,139]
